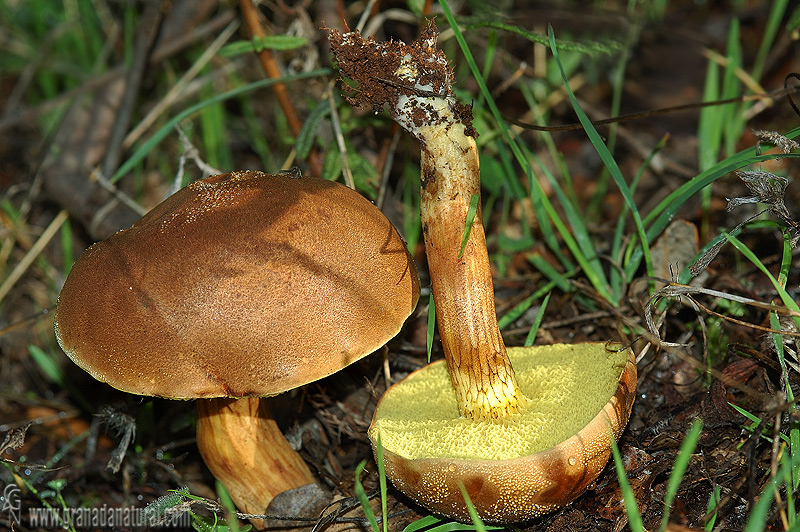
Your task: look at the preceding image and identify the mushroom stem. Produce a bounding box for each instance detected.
[329,23,524,420]
[415,103,524,420]
[196,397,315,526]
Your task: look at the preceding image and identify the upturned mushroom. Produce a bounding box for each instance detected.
[54,170,420,525]
[329,23,636,523]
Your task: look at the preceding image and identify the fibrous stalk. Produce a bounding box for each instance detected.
[329,23,524,420]
[196,397,316,527]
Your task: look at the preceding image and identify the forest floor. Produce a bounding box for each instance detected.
[1,1,799,531]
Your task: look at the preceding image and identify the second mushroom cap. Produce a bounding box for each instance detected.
[55,170,420,400]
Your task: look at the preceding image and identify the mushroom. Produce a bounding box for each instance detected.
[54,170,420,525]
[329,23,636,523]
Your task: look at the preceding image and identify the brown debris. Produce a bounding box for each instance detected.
[328,21,476,137]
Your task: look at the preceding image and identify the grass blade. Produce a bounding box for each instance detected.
[218,35,308,57]
[726,233,800,327]
[402,515,441,532]
[354,460,380,532]
[497,281,557,330]
[524,291,551,347]
[610,436,644,532]
[459,194,480,259]
[704,485,721,532]
[110,69,330,183]
[628,139,800,279]
[295,99,331,159]
[427,294,435,363]
[526,255,574,293]
[660,420,703,531]
[376,433,387,532]
[743,452,795,532]
[751,0,789,82]
[548,26,652,304]
[457,485,488,532]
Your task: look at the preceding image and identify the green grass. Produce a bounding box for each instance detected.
[646,198,800,531]
[440,1,800,528]
[442,0,800,313]
[661,422,704,531]
[109,69,331,184]
[732,228,800,498]
[354,433,388,532]
[5,1,800,530]
[612,421,703,532]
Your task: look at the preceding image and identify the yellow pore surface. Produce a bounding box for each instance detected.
[372,344,628,461]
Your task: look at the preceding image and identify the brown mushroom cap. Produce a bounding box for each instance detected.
[55,170,419,399]
[369,343,637,523]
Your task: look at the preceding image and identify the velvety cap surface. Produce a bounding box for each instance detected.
[55,171,419,399]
